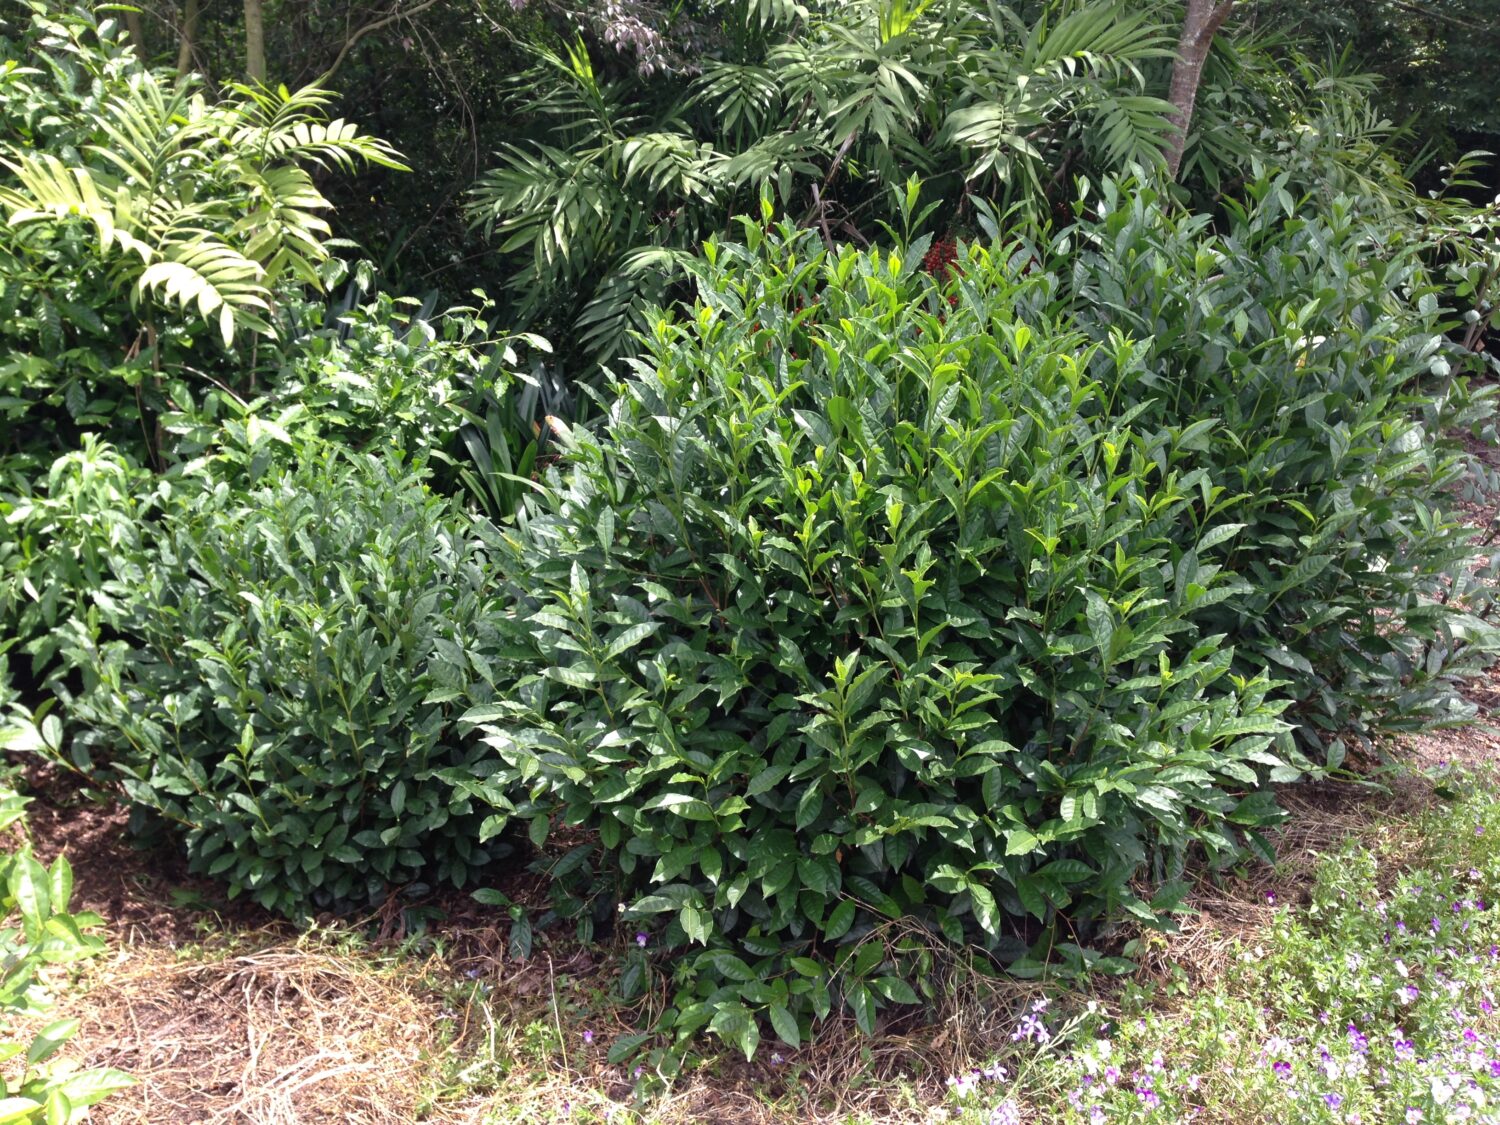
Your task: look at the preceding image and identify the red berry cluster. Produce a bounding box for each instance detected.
[922,237,958,277]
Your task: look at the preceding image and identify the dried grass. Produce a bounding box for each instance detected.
[63,936,448,1125]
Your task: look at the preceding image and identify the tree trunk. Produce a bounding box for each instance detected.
[244,0,267,83]
[1164,0,1235,182]
[177,0,200,75]
[123,8,147,58]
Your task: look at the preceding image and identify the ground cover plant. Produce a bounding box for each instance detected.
[0,783,131,1122]
[946,768,1500,1125]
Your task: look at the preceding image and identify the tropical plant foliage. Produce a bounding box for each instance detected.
[464,0,1460,366]
[468,0,1198,360]
[1249,0,1500,157]
[0,1,404,467]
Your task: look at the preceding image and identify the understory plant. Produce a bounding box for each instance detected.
[56,443,511,914]
[950,770,1500,1125]
[0,785,133,1122]
[461,178,1496,1061]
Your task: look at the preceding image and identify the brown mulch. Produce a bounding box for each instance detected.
[21,768,269,948]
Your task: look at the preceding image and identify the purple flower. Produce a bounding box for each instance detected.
[1324,1093,1343,1109]
[1465,1029,1480,1044]
[947,1074,977,1098]
[1012,1013,1051,1044]
[1266,892,1277,904]
[1104,1067,1121,1085]
[582,1030,594,1044]
[1136,1088,1160,1109]
[1273,1061,1292,1080]
[1397,985,1420,1005]
[635,931,649,947]
[1088,1107,1106,1125]
[1394,1037,1416,1062]
[1348,1025,1369,1055]
[988,1101,1021,1125]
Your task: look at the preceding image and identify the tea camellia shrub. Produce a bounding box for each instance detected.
[456,175,1500,1061]
[1055,176,1499,755]
[58,445,509,914]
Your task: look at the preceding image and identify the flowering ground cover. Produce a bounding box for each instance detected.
[943,766,1500,1125]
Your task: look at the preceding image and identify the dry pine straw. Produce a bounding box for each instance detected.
[59,939,452,1125]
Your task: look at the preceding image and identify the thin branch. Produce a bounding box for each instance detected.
[1385,0,1494,34]
[321,0,444,82]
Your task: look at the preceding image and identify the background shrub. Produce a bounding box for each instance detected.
[60,445,508,914]
[463,182,1497,1059]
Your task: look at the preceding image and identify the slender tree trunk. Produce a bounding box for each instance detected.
[177,0,200,75]
[123,8,147,57]
[244,0,267,83]
[1164,0,1235,181]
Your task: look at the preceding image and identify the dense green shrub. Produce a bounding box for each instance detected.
[0,438,160,690]
[60,446,508,914]
[1052,176,1500,751]
[253,287,562,523]
[463,182,1496,1058]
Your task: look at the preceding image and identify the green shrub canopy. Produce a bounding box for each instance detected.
[66,449,508,914]
[462,180,1496,1055]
